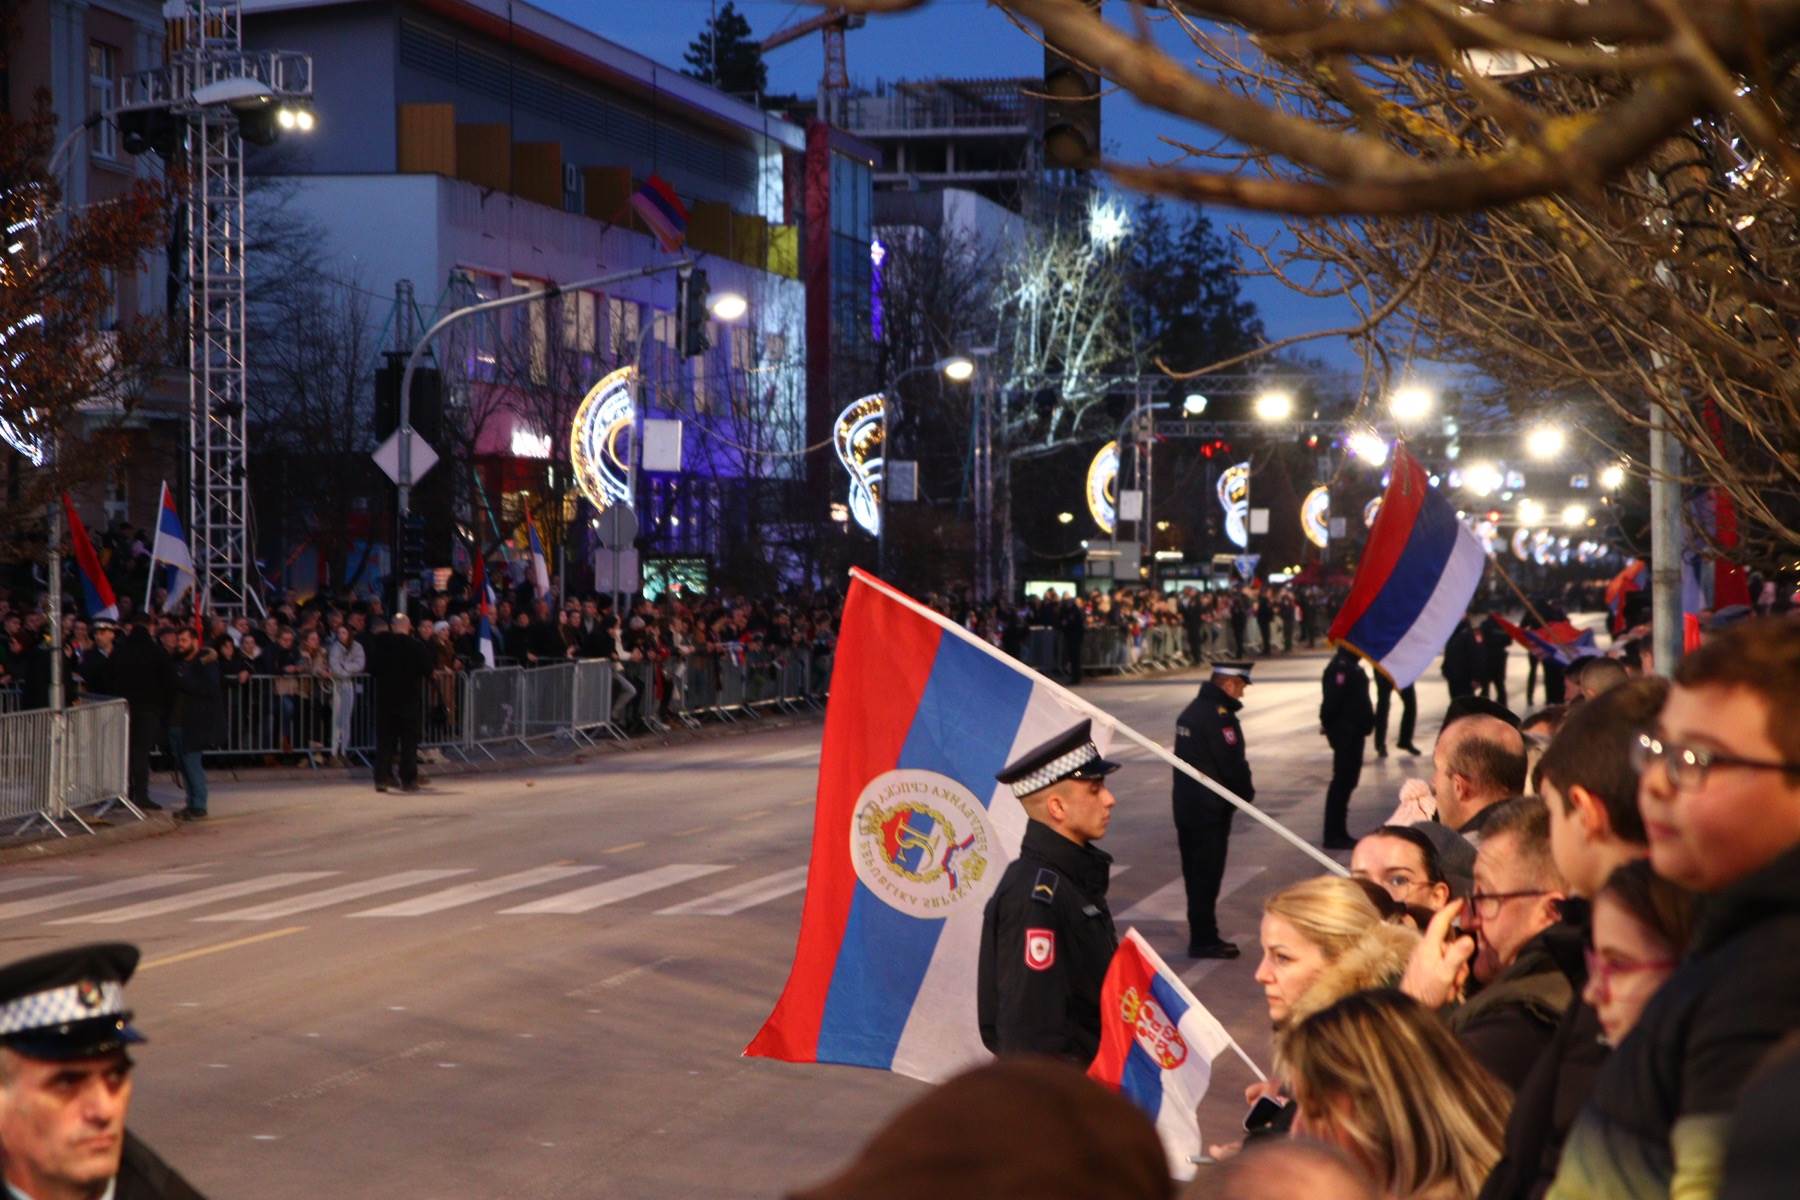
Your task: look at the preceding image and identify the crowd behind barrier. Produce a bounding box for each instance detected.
[0,697,130,836]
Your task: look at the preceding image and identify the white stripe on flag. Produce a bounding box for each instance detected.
[1379,524,1487,688]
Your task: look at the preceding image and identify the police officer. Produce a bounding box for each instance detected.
[1320,646,1376,850]
[979,718,1120,1063]
[1173,661,1255,959]
[0,943,206,1199]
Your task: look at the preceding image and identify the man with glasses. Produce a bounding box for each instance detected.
[1551,620,1800,1200]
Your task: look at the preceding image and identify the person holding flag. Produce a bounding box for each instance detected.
[469,552,498,670]
[147,482,195,615]
[978,718,1122,1063]
[525,510,551,603]
[62,492,117,622]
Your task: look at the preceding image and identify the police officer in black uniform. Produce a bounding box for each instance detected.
[1172,660,1255,959]
[978,718,1120,1064]
[0,943,207,1199]
[1320,646,1376,850]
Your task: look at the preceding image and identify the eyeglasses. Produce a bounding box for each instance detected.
[1584,947,1678,998]
[1632,733,1800,791]
[1466,889,1553,919]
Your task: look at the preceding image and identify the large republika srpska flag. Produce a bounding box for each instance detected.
[1328,445,1486,688]
[745,569,1102,1082]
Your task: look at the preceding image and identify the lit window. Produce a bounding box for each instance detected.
[560,290,595,353]
[88,43,117,160]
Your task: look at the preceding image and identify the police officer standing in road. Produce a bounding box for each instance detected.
[1172,661,1255,960]
[979,718,1120,1064]
[1320,646,1376,850]
[0,943,207,1199]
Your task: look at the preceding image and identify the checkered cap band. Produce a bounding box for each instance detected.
[1011,742,1100,799]
[0,982,126,1036]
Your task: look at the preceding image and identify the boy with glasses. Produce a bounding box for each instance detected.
[1549,620,1800,1200]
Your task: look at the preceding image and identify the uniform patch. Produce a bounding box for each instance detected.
[1335,672,1346,684]
[1222,728,1238,746]
[1025,928,1056,971]
[1031,868,1059,905]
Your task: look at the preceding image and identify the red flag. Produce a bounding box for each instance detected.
[61,493,118,620]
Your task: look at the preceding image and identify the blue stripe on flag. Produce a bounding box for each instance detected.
[1348,489,1460,659]
[815,636,1034,1067]
[1120,1041,1165,1119]
[1149,973,1192,1028]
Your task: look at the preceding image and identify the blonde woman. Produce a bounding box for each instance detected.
[1280,988,1511,1200]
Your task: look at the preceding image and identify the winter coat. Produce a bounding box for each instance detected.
[1450,927,1574,1092]
[168,650,223,750]
[1286,920,1420,1030]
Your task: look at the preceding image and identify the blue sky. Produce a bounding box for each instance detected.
[543,0,1363,371]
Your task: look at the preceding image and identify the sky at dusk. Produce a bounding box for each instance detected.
[542,0,1365,373]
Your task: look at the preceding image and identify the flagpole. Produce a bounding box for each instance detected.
[145,482,165,615]
[1484,552,1550,628]
[847,569,1347,876]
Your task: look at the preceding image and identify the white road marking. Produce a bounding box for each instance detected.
[500,864,728,915]
[1117,864,1266,923]
[49,873,340,924]
[0,875,73,897]
[196,870,471,921]
[349,865,602,917]
[0,874,208,922]
[657,866,809,916]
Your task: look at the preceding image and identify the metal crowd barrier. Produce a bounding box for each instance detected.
[0,687,21,715]
[1,698,130,838]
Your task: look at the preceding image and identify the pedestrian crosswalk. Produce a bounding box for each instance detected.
[0,858,1268,930]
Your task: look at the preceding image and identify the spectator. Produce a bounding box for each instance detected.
[1572,657,1627,703]
[1584,860,1695,1048]
[1520,704,1570,741]
[327,623,365,762]
[166,625,221,821]
[1350,825,1452,913]
[1280,989,1511,1200]
[1205,1139,1379,1200]
[77,617,119,697]
[1549,620,1800,1200]
[1431,714,1529,840]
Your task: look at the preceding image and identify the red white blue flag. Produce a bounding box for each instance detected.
[151,481,196,614]
[630,175,688,253]
[61,492,118,620]
[745,569,1103,1082]
[525,511,551,600]
[1089,929,1237,1179]
[470,552,497,669]
[1490,613,1597,667]
[1328,446,1486,688]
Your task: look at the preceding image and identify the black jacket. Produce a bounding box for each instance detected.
[109,628,175,717]
[1480,615,1511,676]
[978,820,1118,1064]
[366,631,435,718]
[117,1130,208,1200]
[1173,679,1254,816]
[168,650,223,749]
[1443,619,1479,693]
[1320,653,1374,739]
[1552,843,1800,1200]
[1451,925,1574,1093]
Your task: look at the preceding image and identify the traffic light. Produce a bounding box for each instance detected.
[118,109,182,159]
[398,512,428,577]
[1043,6,1102,169]
[678,269,711,358]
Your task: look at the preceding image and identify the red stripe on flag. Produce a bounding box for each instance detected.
[1329,446,1432,642]
[61,492,117,613]
[743,575,942,1063]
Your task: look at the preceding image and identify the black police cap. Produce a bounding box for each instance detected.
[0,942,144,1061]
[994,718,1120,799]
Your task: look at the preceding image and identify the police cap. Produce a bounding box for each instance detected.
[995,718,1119,800]
[0,943,144,1061]
[1209,660,1255,683]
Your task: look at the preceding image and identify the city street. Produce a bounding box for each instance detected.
[0,645,1527,1198]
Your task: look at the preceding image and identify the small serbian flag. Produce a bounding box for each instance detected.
[470,552,498,669]
[152,482,196,614]
[1606,559,1647,632]
[61,493,118,620]
[745,568,1102,1082]
[1490,614,1596,666]
[525,512,551,600]
[1328,446,1485,688]
[1089,929,1236,1179]
[631,174,688,253]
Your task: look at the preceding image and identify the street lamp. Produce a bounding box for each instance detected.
[1562,503,1589,528]
[1253,389,1294,422]
[1387,384,1435,424]
[1348,430,1390,466]
[1600,463,1626,490]
[1088,196,1130,250]
[1182,393,1208,416]
[707,291,749,322]
[1526,425,1566,460]
[1518,498,1546,526]
[940,355,976,383]
[1057,511,1074,524]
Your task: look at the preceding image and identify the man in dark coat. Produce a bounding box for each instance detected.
[1228,592,1250,657]
[1479,611,1511,709]
[1255,592,1274,656]
[108,617,173,812]
[166,627,220,821]
[1373,671,1421,758]
[1058,598,1087,684]
[367,613,435,792]
[1443,615,1479,699]
[1319,647,1375,849]
[1173,662,1256,959]
[979,720,1120,1064]
[77,618,120,698]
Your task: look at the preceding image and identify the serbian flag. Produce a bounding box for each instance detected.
[1089,930,1239,1180]
[1490,614,1597,666]
[746,569,1102,1082]
[525,512,551,600]
[1328,446,1485,688]
[152,482,196,614]
[1607,559,1648,634]
[61,493,118,620]
[630,175,688,253]
[470,553,497,669]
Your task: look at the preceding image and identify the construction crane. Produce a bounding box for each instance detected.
[760,7,865,123]
[114,1,313,616]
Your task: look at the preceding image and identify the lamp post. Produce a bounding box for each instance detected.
[877,356,972,583]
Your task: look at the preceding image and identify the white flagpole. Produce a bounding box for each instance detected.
[144,481,165,615]
[848,569,1348,876]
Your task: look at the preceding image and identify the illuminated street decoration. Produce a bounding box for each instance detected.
[1474,518,1500,556]
[570,365,636,510]
[1533,529,1556,566]
[1086,440,1119,534]
[835,393,885,536]
[1363,497,1382,529]
[1,206,45,466]
[1218,461,1250,548]
[1301,485,1330,548]
[1512,527,1533,561]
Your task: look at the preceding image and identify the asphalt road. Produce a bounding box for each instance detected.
[0,644,1535,1198]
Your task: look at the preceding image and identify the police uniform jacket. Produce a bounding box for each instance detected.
[977,819,1118,1064]
[1320,654,1375,740]
[117,1130,208,1200]
[1173,680,1254,817]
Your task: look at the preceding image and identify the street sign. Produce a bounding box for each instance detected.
[595,503,639,550]
[642,418,684,472]
[1119,489,1144,522]
[888,460,918,503]
[1248,507,1270,535]
[372,429,439,485]
[593,547,640,592]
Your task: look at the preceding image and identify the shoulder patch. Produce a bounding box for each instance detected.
[1031,868,1059,905]
[1217,705,1229,715]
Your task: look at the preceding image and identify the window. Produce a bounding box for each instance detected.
[88,43,117,160]
[607,296,639,361]
[560,290,596,354]
[103,472,128,525]
[512,276,548,384]
[98,268,118,329]
[731,326,754,372]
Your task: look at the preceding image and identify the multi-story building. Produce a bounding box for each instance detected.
[838,77,1042,212]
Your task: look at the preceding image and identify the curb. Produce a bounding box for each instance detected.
[0,811,179,866]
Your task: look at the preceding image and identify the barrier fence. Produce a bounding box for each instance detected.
[1,698,132,837]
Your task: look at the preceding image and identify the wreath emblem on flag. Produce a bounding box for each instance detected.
[851,770,994,916]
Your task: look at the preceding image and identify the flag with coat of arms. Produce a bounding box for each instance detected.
[1088,929,1239,1179]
